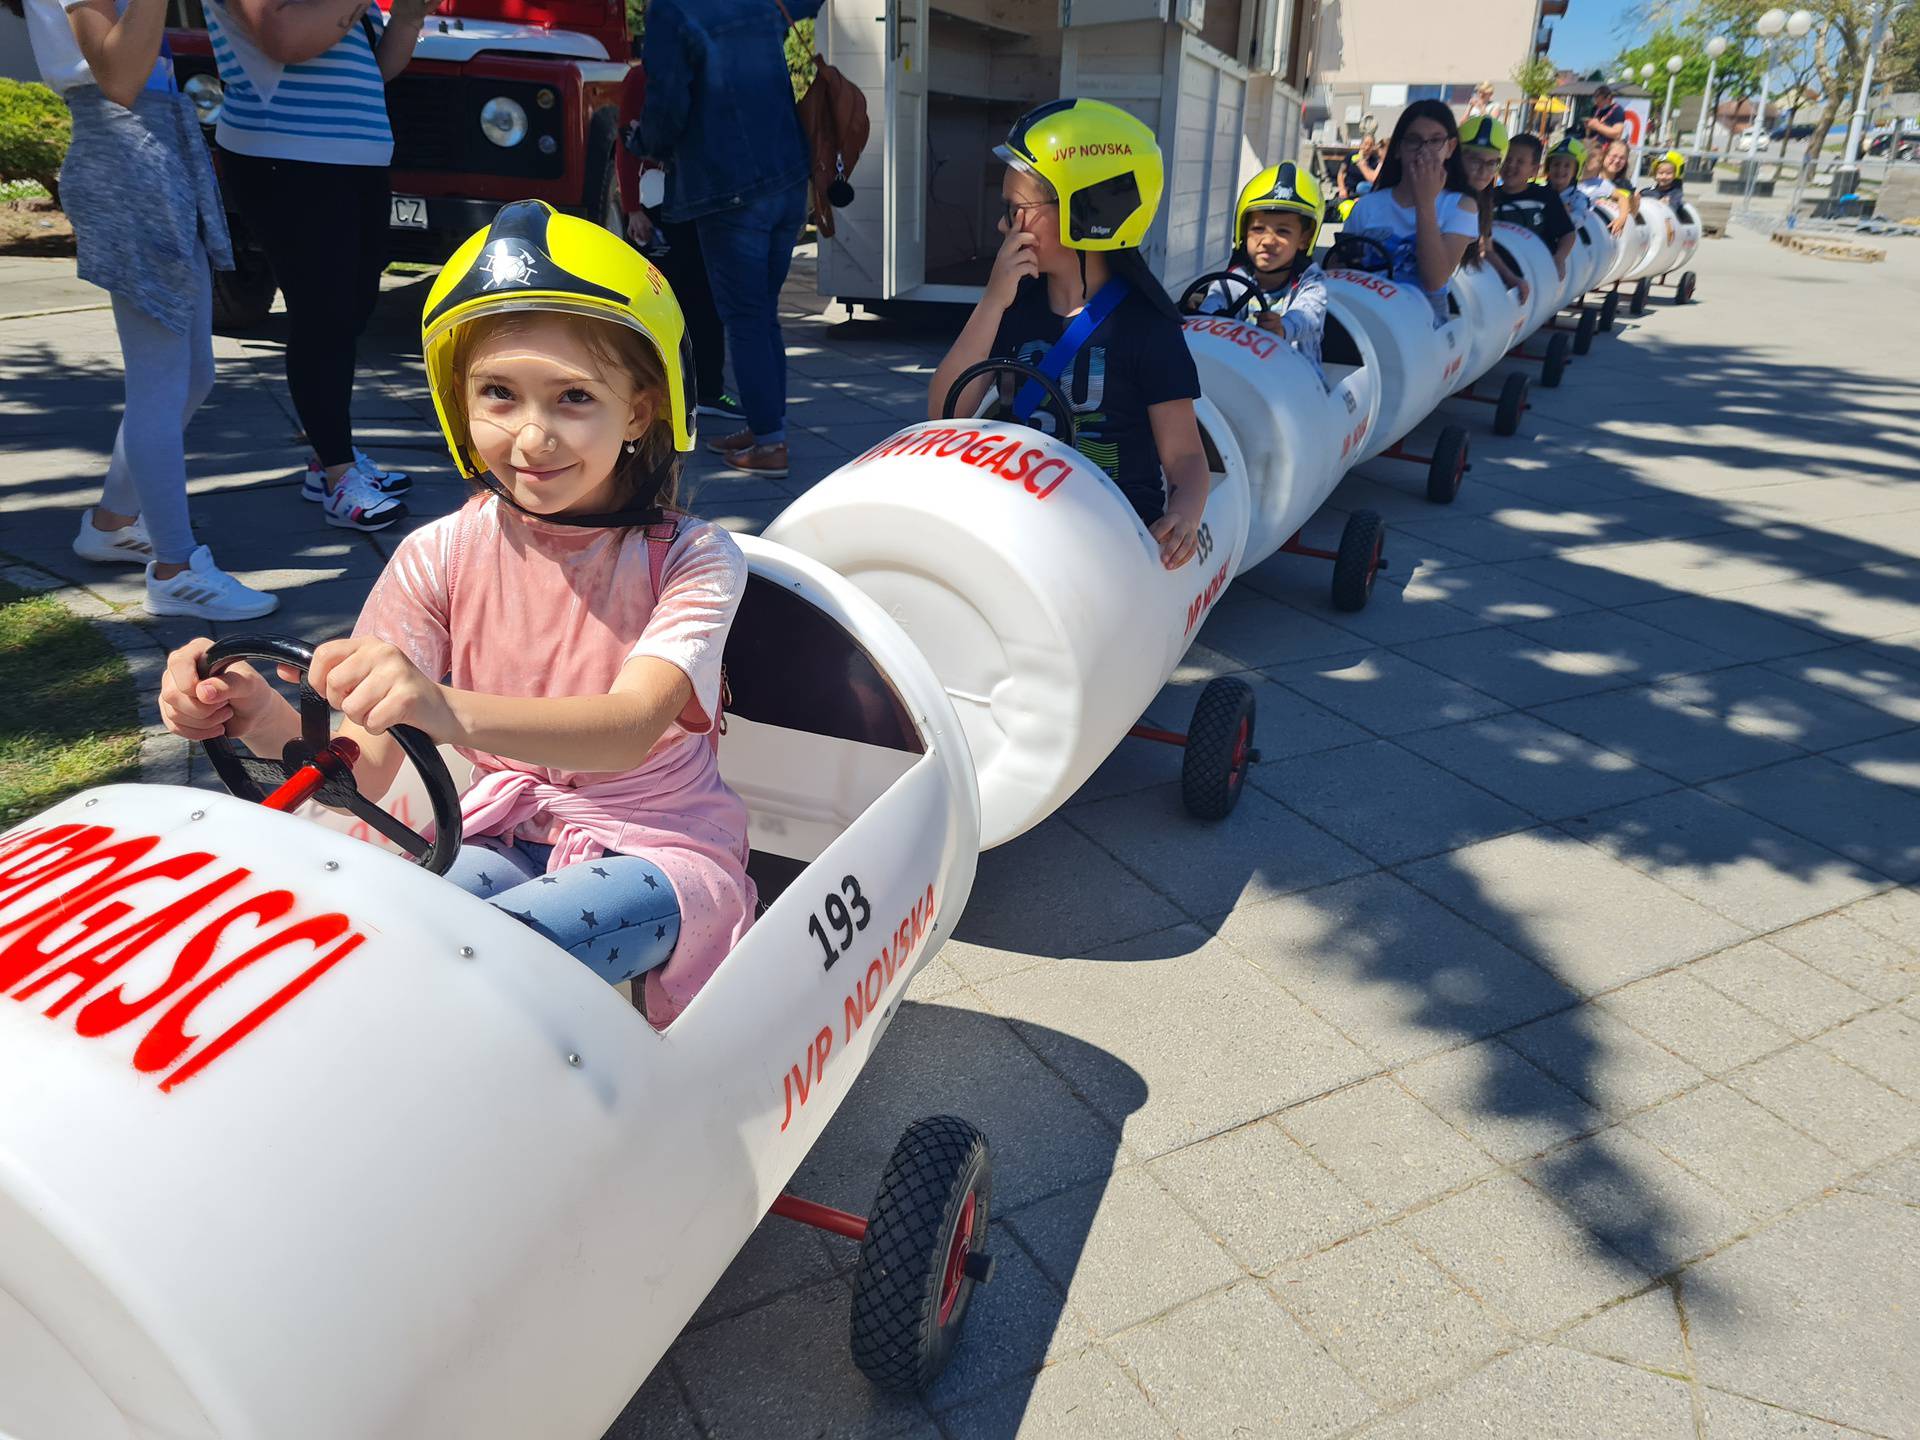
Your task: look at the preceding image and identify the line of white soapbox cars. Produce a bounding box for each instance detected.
[0,193,1700,1439]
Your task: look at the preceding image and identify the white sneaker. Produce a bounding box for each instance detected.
[302,449,412,502]
[73,509,155,565]
[144,546,279,621]
[322,462,408,531]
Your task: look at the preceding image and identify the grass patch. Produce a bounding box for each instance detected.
[0,580,142,827]
[0,178,50,203]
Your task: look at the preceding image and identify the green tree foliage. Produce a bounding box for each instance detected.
[0,80,70,198]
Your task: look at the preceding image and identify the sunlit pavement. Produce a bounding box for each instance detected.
[4,231,1918,1438]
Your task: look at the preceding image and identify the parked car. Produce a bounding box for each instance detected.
[1865,123,1920,161]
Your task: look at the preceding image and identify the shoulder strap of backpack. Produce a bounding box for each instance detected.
[1010,275,1131,423]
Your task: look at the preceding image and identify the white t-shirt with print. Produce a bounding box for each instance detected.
[1340,187,1481,324]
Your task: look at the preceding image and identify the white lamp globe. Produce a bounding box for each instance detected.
[1640,63,1656,79]
[1786,9,1814,37]
[1667,55,1685,74]
[1706,36,1728,58]
[1756,8,1787,36]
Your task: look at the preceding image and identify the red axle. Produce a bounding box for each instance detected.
[1279,530,1340,563]
[769,1193,869,1242]
[260,736,361,813]
[1380,439,1435,466]
[1128,723,1188,748]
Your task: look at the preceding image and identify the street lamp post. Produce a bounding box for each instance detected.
[1660,55,1684,147]
[1842,1,1911,171]
[1693,36,1728,156]
[1743,9,1813,216]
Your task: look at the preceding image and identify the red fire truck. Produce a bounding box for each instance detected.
[164,0,636,329]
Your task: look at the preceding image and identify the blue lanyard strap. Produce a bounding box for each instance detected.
[1011,276,1131,423]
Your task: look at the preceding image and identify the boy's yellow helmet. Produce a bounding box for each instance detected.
[994,97,1164,251]
[1547,135,1586,169]
[1661,149,1685,170]
[1235,162,1325,253]
[1458,115,1510,157]
[421,200,695,480]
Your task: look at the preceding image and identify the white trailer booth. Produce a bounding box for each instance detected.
[817,0,1316,306]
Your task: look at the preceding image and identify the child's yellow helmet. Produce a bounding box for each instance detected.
[1458,115,1510,158]
[994,98,1164,251]
[1547,135,1586,169]
[1661,149,1685,170]
[421,200,695,480]
[1235,162,1325,254]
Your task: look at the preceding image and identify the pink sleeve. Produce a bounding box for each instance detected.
[628,519,746,733]
[351,516,458,680]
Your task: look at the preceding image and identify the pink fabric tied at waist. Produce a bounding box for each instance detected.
[459,763,757,1027]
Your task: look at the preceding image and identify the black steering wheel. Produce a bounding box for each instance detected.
[1327,231,1394,276]
[1178,270,1272,320]
[197,634,463,874]
[941,358,1077,447]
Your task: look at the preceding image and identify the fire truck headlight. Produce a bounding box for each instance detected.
[184,73,224,126]
[480,96,529,148]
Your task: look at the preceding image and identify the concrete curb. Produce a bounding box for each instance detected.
[1,558,192,789]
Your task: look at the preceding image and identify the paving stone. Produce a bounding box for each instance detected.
[1067,781,1373,919]
[1684,1193,1920,1436]
[1397,561,1603,625]
[1769,912,1920,1002]
[1294,573,1492,647]
[1712,572,1920,646]
[931,937,1049,990]
[1843,885,1920,951]
[1004,1169,1240,1337]
[1357,1342,1694,1438]
[1399,1175,1647,1334]
[978,929,1372,1160]
[1619,594,1838,663]
[1395,625,1635,709]
[1698,1388,1861,1438]
[1651,663,1915,754]
[1270,1227,1511,1406]
[1626,1083,1853,1220]
[1509,608,1735,687]
[1560,1284,1689,1374]
[1214,871,1575,1067]
[923,1224,1088,1413]
[1398,829,1749,996]
[1495,552,1677,608]
[1395,1040,1607,1164]
[1562,789,1886,933]
[1814,1008,1920,1101]
[1532,681,1809,784]
[1277,1077,1496,1216]
[904,955,967,1002]
[1400,713,1676,821]
[1727,1045,1920,1168]
[1688,941,1876,1039]
[940,1347,1176,1439]
[673,1278,928,1439]
[1265,649,1509,738]
[1598,970,1796,1076]
[1827,726,1920,797]
[954,818,1183,956]
[1195,585,1370,668]
[1252,739,1531,866]
[690,1214,838,1328]
[1764,645,1920,729]
[1146,1122,1375,1273]
[1109,1282,1377,1439]
[599,1363,701,1440]
[1140,666,1369,763]
[1502,1005,1707,1119]
[1847,1151,1920,1205]
[1524,1124,1749,1274]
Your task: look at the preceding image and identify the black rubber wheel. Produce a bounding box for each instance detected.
[1332,509,1386,613]
[1541,331,1570,388]
[1494,372,1529,437]
[850,1116,993,1394]
[1675,270,1697,305]
[1599,290,1620,332]
[1573,307,1597,355]
[1630,276,1651,315]
[1181,677,1257,820]
[1427,424,1469,504]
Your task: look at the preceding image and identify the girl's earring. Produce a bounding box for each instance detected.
[624,439,637,454]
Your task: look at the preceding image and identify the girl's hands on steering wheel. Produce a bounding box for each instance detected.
[985,226,1040,311]
[308,637,456,740]
[160,637,296,743]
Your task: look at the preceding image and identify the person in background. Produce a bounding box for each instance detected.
[617,64,743,427]
[15,0,275,619]
[1340,132,1382,200]
[638,0,826,481]
[1466,81,1495,118]
[204,0,433,532]
[1584,84,1628,147]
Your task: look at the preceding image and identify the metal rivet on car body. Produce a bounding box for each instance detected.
[566,1052,582,1067]
[189,810,205,821]
[323,860,339,871]
[459,945,475,958]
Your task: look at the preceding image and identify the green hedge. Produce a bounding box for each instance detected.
[0,79,70,197]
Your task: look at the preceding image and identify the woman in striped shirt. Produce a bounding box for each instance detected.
[205,0,434,531]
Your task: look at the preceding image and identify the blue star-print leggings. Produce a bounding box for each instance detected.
[444,836,681,985]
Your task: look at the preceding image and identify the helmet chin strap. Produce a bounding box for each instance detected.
[472,463,670,530]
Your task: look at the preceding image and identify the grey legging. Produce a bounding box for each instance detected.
[100,254,212,565]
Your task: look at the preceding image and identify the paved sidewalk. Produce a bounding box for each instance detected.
[4,232,1920,1438]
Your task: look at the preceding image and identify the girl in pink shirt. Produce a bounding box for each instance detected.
[157,201,756,1026]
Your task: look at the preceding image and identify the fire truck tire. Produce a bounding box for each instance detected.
[583,107,623,237]
[210,247,277,334]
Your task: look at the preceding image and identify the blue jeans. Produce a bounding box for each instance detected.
[695,179,808,444]
[446,837,680,985]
